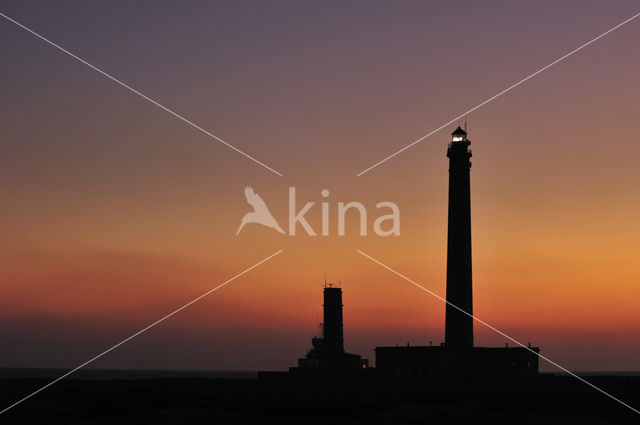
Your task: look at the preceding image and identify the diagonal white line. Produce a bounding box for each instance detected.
[356,11,640,177]
[0,12,283,177]
[0,249,283,416]
[356,248,640,416]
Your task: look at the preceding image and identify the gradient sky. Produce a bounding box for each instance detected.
[1,0,639,372]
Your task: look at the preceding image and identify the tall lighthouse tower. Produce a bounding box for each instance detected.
[445,126,474,349]
[374,126,540,377]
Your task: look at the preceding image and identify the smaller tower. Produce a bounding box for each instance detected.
[295,284,367,371]
[322,286,344,353]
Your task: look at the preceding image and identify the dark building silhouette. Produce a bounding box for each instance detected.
[293,285,368,372]
[376,344,539,378]
[322,286,344,354]
[445,126,474,348]
[375,127,540,378]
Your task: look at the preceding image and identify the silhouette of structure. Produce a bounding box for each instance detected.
[445,126,474,348]
[376,344,539,378]
[293,284,368,372]
[375,127,540,378]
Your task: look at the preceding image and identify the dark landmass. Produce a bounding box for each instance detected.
[1,373,639,424]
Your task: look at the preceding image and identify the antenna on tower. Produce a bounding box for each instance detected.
[324,272,327,287]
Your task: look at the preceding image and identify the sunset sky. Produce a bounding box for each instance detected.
[1,0,639,372]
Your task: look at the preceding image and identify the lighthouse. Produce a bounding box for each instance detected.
[444,126,474,349]
[374,126,540,377]
[293,284,368,372]
[322,286,345,354]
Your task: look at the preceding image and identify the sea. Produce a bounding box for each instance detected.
[0,368,257,380]
[0,367,638,380]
